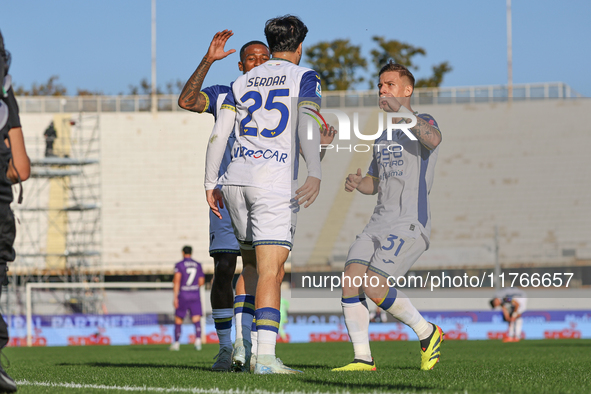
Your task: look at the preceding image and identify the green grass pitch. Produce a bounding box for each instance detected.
[5,340,591,393]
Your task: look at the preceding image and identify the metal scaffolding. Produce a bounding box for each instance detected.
[4,113,102,317]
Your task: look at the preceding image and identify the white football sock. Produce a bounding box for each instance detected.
[508,320,516,338]
[257,329,277,357]
[342,299,372,362]
[514,318,523,339]
[383,289,432,340]
[251,330,258,355]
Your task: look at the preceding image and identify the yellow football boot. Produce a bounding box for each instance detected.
[332,358,376,371]
[420,324,444,370]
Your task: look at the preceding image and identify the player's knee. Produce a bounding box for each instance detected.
[258,267,284,284]
[340,276,358,295]
[362,280,388,301]
[213,254,237,279]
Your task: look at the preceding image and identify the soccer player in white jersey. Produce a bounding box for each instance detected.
[205,15,322,374]
[179,31,270,371]
[490,287,527,342]
[333,62,443,372]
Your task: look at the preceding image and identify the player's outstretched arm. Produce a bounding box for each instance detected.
[178,29,236,112]
[501,305,511,321]
[509,300,521,321]
[345,168,378,195]
[204,108,235,218]
[296,104,322,207]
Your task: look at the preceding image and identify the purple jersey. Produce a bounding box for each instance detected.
[174,258,204,296]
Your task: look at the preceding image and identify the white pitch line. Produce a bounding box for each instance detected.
[16,380,354,394]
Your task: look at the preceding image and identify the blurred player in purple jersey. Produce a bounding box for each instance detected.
[170,246,205,351]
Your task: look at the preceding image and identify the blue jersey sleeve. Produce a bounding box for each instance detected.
[201,85,232,119]
[298,70,322,111]
[219,82,237,113]
[366,137,380,179]
[367,156,379,179]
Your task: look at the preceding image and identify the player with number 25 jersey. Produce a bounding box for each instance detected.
[205,59,322,249]
[216,60,321,192]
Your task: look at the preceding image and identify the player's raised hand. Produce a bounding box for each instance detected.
[345,168,363,192]
[206,189,224,219]
[295,176,321,208]
[206,29,236,62]
[379,96,402,113]
[320,123,337,145]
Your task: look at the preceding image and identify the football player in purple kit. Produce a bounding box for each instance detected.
[170,246,205,351]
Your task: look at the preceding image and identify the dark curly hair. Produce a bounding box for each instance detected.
[264,15,308,53]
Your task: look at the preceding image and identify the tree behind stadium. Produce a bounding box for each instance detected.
[370,36,452,88]
[304,37,452,91]
[305,39,367,91]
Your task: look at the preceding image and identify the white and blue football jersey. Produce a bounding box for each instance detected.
[364,114,441,248]
[214,59,322,192]
[201,85,234,180]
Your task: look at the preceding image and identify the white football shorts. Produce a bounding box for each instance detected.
[345,231,427,279]
[221,185,297,251]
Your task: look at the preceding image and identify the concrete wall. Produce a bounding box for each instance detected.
[295,99,591,270]
[18,111,215,273]
[16,98,591,274]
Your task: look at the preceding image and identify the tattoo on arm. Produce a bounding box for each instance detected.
[410,116,440,150]
[178,56,213,112]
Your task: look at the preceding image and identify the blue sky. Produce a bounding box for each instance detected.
[2,0,589,96]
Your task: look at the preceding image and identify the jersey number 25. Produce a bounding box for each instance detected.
[240,89,290,138]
